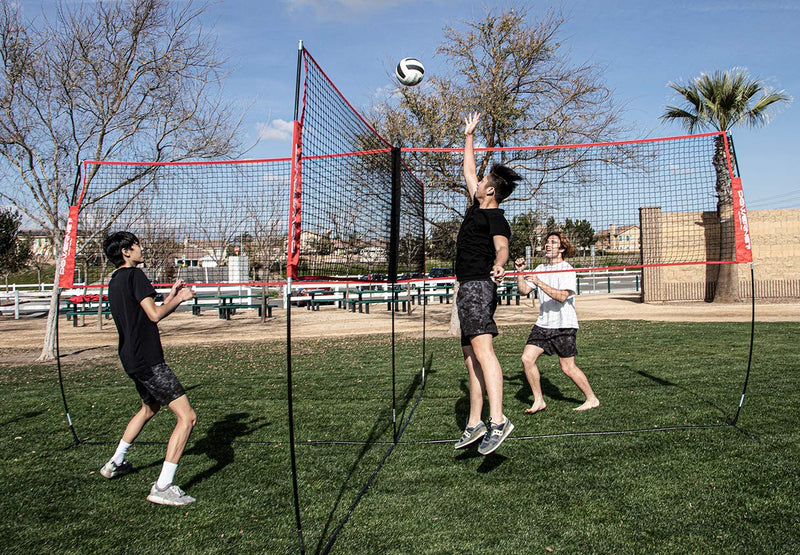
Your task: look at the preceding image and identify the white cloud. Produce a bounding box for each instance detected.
[256,119,294,142]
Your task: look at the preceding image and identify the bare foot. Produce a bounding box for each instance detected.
[573,398,600,411]
[524,401,547,414]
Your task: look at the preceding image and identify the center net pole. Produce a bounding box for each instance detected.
[286,38,306,555]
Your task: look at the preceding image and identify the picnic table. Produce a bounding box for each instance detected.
[217,293,274,320]
[345,288,410,314]
[303,289,344,311]
[412,283,453,305]
[190,293,219,316]
[62,294,111,327]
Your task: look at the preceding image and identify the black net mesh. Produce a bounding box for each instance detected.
[294,50,425,282]
[73,159,291,285]
[412,133,739,272]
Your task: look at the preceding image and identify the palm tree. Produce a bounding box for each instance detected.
[661,68,791,302]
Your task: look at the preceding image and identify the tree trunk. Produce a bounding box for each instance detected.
[712,136,741,303]
[714,201,740,302]
[38,272,60,362]
[38,233,64,362]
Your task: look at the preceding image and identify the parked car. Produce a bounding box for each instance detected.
[428,267,454,279]
[397,272,425,281]
[359,273,388,282]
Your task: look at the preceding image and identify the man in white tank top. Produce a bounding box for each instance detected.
[515,232,600,413]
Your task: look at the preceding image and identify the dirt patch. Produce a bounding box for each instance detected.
[2,293,798,365]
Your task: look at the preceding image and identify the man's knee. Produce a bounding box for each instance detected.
[471,345,496,367]
[521,346,542,368]
[559,359,579,375]
[181,409,197,429]
[170,396,196,429]
[521,351,536,367]
[140,403,160,419]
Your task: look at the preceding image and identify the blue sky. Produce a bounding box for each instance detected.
[40,0,800,209]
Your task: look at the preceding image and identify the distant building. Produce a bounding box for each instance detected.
[593,223,640,252]
[19,230,54,262]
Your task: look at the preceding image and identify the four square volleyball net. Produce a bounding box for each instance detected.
[54,42,755,554]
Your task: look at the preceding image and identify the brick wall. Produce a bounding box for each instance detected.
[642,208,800,301]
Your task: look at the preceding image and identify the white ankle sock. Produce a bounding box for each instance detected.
[111,440,132,465]
[157,461,178,489]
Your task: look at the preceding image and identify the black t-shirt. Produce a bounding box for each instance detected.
[455,200,511,282]
[108,267,164,375]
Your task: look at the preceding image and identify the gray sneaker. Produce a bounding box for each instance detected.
[477,416,514,455]
[99,460,132,479]
[147,483,196,506]
[454,421,487,449]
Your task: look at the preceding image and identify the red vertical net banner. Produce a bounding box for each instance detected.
[287,119,304,280]
[731,177,753,264]
[58,205,80,288]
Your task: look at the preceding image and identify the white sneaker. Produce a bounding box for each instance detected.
[99,460,132,479]
[147,483,196,506]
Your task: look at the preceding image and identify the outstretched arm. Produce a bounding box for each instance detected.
[141,279,195,323]
[463,112,481,199]
[514,257,534,295]
[526,275,571,303]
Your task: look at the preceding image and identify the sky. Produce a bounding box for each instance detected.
[34,0,800,210]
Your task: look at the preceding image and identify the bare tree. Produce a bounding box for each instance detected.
[245,189,287,284]
[371,6,624,219]
[369,6,624,331]
[0,0,243,359]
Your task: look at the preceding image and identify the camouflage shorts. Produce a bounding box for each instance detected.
[457,279,498,346]
[130,362,186,407]
[526,325,578,358]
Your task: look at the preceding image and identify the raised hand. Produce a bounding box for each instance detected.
[464,112,481,136]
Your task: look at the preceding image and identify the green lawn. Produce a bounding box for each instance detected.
[1,320,798,553]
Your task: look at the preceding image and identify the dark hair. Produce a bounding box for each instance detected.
[544,231,575,259]
[103,231,139,268]
[486,163,522,203]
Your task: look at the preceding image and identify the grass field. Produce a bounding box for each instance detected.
[1,320,798,554]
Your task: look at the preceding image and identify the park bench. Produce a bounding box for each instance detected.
[218,294,276,320]
[347,291,409,314]
[412,284,454,305]
[62,294,112,327]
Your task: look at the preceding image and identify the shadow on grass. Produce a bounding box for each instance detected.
[312,366,425,555]
[635,369,729,417]
[1,410,46,427]
[455,370,581,431]
[182,412,271,490]
[454,444,509,471]
[58,345,112,359]
[509,371,582,409]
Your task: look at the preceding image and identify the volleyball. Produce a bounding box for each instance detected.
[395,57,425,86]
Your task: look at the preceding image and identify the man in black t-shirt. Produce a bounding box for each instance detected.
[453,112,522,456]
[99,231,198,506]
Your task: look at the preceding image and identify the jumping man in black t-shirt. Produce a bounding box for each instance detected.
[453,112,522,456]
[99,231,198,506]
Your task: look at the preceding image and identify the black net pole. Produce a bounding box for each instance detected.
[726,135,755,428]
[286,39,305,555]
[389,147,401,443]
[731,263,756,426]
[54,288,81,446]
